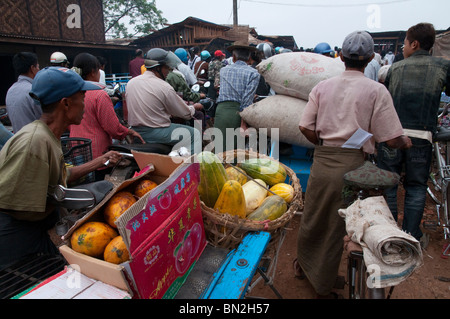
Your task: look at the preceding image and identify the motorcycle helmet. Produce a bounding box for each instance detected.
[274,46,283,54]
[50,52,68,64]
[174,48,188,64]
[200,50,211,61]
[146,48,181,69]
[257,43,273,59]
[313,42,333,55]
[279,48,292,54]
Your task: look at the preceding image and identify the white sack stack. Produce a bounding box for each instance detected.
[256,52,345,100]
[240,52,345,148]
[240,95,314,148]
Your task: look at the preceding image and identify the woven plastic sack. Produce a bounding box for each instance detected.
[240,94,314,148]
[343,161,400,190]
[256,52,345,100]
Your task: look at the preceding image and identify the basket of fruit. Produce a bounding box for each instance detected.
[197,149,303,250]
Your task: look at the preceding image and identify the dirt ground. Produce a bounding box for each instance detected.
[246,187,450,299]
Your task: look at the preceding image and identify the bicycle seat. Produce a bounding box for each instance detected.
[343,161,400,190]
[433,126,450,142]
[109,143,172,155]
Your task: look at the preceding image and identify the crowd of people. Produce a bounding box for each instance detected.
[0,21,449,300]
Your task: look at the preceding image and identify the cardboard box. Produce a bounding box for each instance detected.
[59,153,206,299]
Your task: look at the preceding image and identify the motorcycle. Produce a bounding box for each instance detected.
[0,108,11,128]
[192,81,216,126]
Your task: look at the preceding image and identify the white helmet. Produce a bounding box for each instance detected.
[257,43,273,59]
[50,52,68,64]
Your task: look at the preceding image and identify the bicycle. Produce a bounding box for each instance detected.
[426,102,450,257]
[341,159,403,299]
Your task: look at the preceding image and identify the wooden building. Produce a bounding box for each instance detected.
[131,16,298,56]
[131,17,233,54]
[369,28,449,56]
[0,0,135,105]
[369,30,406,55]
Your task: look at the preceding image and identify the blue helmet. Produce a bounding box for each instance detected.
[200,50,211,61]
[174,48,188,64]
[313,42,333,55]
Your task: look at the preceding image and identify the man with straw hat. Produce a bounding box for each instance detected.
[213,41,260,153]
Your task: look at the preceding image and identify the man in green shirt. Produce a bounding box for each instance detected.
[0,67,123,268]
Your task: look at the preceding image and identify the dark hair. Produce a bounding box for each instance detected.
[233,48,251,62]
[406,22,435,51]
[343,56,371,69]
[73,53,100,80]
[251,50,262,64]
[12,52,38,75]
[135,49,143,57]
[190,46,200,54]
[96,56,107,67]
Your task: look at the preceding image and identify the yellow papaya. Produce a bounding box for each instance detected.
[104,236,130,264]
[198,151,228,208]
[226,166,248,185]
[71,222,118,258]
[247,195,287,221]
[268,183,295,204]
[237,158,287,186]
[213,180,246,218]
[103,191,137,228]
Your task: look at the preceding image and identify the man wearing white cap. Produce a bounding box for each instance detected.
[295,30,412,298]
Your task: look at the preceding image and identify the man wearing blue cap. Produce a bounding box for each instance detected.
[0,67,123,268]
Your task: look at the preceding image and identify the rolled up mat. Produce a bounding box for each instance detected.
[339,196,423,288]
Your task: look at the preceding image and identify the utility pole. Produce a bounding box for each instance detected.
[233,0,238,27]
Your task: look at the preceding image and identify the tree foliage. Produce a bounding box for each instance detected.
[103,0,167,39]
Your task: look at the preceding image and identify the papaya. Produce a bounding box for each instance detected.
[104,236,130,264]
[71,221,118,258]
[197,151,228,208]
[134,179,158,198]
[213,180,246,218]
[237,158,287,186]
[247,195,288,221]
[268,183,295,204]
[226,166,248,185]
[242,179,268,215]
[104,191,137,228]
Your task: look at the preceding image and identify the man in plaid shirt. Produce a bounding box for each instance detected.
[214,42,260,153]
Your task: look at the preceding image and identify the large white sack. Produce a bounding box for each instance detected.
[257,52,345,100]
[240,94,314,148]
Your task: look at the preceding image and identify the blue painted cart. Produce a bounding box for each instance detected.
[175,231,283,299]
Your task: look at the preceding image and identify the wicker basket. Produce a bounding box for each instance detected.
[201,149,303,250]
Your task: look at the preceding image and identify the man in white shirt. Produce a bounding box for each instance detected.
[125,49,202,155]
[6,52,41,133]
